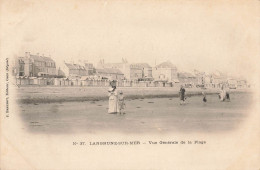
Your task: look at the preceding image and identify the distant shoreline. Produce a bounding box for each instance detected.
[16,86,252,104]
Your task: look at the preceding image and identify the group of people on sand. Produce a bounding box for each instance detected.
[179,84,231,105]
[218,85,230,102]
[108,81,231,113]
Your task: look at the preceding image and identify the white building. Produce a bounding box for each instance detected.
[152,61,178,82]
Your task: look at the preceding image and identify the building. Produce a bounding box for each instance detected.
[129,64,142,80]
[227,78,238,89]
[204,74,212,88]
[63,63,77,77]
[96,59,127,77]
[62,62,88,78]
[193,70,204,85]
[16,57,26,76]
[178,72,197,86]
[211,71,227,88]
[194,70,228,88]
[96,59,150,80]
[131,63,153,80]
[95,68,124,80]
[237,80,247,88]
[84,63,94,75]
[74,64,87,76]
[15,52,56,77]
[152,61,178,82]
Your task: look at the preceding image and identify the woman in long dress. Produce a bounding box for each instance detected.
[108,86,119,114]
[219,85,227,101]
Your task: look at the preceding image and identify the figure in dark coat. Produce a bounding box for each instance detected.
[179,85,186,104]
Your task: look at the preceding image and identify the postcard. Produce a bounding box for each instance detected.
[1,0,259,169]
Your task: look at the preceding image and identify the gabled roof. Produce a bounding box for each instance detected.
[29,54,54,62]
[96,68,123,75]
[65,63,77,70]
[73,64,85,70]
[155,61,176,69]
[30,55,45,61]
[42,56,55,62]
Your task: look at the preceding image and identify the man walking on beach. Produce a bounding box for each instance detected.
[179,85,186,105]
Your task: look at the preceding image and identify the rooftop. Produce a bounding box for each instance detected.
[29,54,54,62]
[65,63,77,70]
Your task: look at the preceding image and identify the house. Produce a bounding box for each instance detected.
[96,59,150,80]
[152,61,178,82]
[96,59,128,78]
[193,70,205,85]
[211,71,227,88]
[16,57,26,76]
[237,80,247,88]
[178,72,197,87]
[62,62,88,78]
[63,63,78,77]
[73,64,87,76]
[84,63,94,75]
[129,64,143,80]
[95,68,124,80]
[227,78,238,89]
[204,74,212,88]
[41,56,56,76]
[131,63,153,80]
[193,70,216,88]
[15,52,57,77]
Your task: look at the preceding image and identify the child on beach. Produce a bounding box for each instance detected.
[118,91,126,114]
[225,88,231,101]
[202,92,207,102]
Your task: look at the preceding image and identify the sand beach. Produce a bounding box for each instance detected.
[16,86,251,104]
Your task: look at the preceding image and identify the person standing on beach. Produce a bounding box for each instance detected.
[108,85,119,114]
[219,85,226,101]
[225,86,231,101]
[179,85,186,104]
[202,92,207,102]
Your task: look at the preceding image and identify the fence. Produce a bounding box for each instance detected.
[15,77,245,89]
[15,77,179,87]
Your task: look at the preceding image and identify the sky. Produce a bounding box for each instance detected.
[1,0,259,82]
